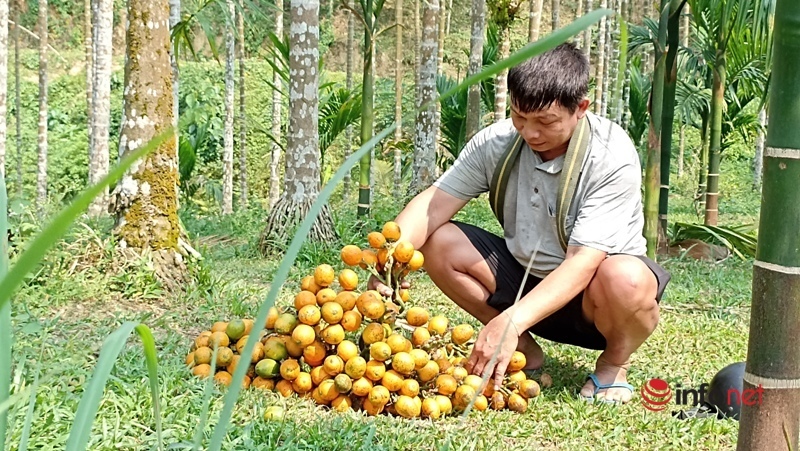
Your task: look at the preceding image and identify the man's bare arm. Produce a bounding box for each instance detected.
[394,186,469,249]
[504,245,607,332]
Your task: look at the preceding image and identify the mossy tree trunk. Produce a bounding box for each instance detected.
[88,0,113,217]
[269,0,284,208]
[465,0,485,140]
[36,0,48,210]
[111,0,185,287]
[737,1,800,446]
[410,0,439,196]
[260,0,336,252]
[551,0,558,32]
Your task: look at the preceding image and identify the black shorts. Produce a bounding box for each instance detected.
[452,221,671,351]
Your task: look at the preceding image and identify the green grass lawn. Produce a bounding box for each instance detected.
[5,165,760,450]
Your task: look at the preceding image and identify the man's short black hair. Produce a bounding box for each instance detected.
[507,43,589,114]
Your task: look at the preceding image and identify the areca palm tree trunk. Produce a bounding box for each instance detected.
[704,43,725,226]
[111,0,184,285]
[344,0,354,198]
[269,0,283,208]
[88,0,112,217]
[753,108,766,189]
[494,28,510,122]
[394,0,403,198]
[551,0,558,32]
[529,0,542,41]
[222,0,235,214]
[169,0,179,127]
[261,0,336,249]
[36,0,48,210]
[14,0,21,197]
[658,0,684,243]
[643,0,667,258]
[85,0,93,176]
[737,2,800,446]
[357,0,378,218]
[677,3,689,177]
[410,0,438,196]
[582,0,592,61]
[237,0,247,207]
[0,0,7,179]
[696,111,708,210]
[593,0,606,114]
[466,0,485,140]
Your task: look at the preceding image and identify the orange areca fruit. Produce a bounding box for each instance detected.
[280,359,301,381]
[341,245,363,266]
[351,377,373,397]
[436,374,458,396]
[321,324,345,345]
[405,307,429,327]
[300,275,321,294]
[336,340,360,362]
[294,290,318,310]
[393,241,415,263]
[361,322,386,345]
[314,264,335,287]
[507,351,527,372]
[360,250,378,269]
[335,291,358,311]
[345,356,367,379]
[391,352,416,376]
[407,251,425,271]
[341,310,363,332]
[321,302,344,324]
[291,324,316,348]
[316,288,337,305]
[367,231,387,249]
[381,221,402,242]
[323,355,345,376]
[338,269,359,291]
[298,304,322,326]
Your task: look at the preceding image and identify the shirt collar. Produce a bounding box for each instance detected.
[530,148,565,174]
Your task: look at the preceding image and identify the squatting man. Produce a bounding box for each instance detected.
[371,43,670,404]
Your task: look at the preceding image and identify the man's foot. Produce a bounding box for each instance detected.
[579,355,633,403]
[517,333,544,371]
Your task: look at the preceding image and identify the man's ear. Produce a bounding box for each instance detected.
[576,99,590,118]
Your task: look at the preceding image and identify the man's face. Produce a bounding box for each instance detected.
[509,99,589,153]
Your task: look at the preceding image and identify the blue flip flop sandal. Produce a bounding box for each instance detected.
[579,373,634,404]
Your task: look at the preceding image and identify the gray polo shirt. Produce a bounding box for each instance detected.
[433,112,647,278]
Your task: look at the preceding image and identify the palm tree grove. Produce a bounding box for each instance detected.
[1,0,798,449]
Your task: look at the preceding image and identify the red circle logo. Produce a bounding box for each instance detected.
[641,378,672,411]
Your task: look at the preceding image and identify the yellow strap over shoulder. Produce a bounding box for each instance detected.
[488,116,591,252]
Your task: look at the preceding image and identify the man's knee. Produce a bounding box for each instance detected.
[587,256,658,312]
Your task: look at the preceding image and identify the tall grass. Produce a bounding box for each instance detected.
[0,8,612,450]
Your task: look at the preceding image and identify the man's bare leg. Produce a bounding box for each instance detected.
[580,256,660,402]
[420,223,544,369]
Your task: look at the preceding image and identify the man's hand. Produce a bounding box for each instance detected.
[466,313,520,390]
[367,274,411,298]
